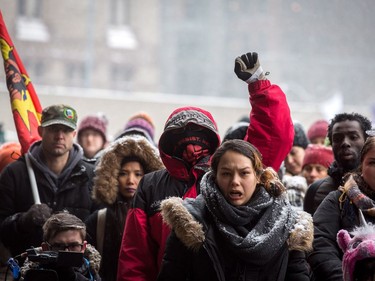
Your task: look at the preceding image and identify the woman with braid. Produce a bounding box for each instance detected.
[158,139,313,281]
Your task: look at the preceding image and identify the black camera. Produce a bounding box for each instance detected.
[26,248,83,267]
[8,248,84,281]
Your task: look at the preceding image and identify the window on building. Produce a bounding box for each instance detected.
[66,62,85,87]
[18,0,42,19]
[107,0,137,49]
[110,63,133,91]
[16,0,49,42]
[23,58,44,85]
[109,0,130,26]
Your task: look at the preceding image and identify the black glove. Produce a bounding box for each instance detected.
[18,203,52,232]
[234,52,265,83]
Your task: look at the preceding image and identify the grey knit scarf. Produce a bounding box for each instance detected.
[200,171,297,266]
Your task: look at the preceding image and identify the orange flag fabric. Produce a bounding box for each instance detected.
[0,11,42,154]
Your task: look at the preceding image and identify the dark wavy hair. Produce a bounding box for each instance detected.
[210,139,285,196]
[43,212,86,243]
[360,136,375,168]
[327,113,372,145]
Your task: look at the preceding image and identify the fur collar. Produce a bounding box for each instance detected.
[93,135,164,205]
[160,197,313,253]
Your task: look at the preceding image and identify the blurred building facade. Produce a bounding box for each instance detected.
[2,1,375,102]
[0,0,374,141]
[1,0,161,92]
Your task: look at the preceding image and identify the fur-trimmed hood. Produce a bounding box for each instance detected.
[93,134,164,205]
[160,197,313,253]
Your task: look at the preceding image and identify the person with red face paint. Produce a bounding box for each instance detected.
[85,134,164,281]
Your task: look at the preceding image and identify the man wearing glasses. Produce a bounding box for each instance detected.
[21,212,101,281]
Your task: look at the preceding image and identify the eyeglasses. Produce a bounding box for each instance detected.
[46,242,84,252]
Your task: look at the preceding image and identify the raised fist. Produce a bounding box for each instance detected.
[234,52,265,83]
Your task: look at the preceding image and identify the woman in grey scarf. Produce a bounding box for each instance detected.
[158,139,313,281]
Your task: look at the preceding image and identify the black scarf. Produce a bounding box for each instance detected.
[200,171,297,266]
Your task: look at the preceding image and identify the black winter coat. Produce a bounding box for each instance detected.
[85,204,129,281]
[0,144,96,256]
[158,197,313,281]
[85,135,164,281]
[307,190,375,281]
[304,161,346,215]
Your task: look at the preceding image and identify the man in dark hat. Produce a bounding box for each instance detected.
[0,104,97,258]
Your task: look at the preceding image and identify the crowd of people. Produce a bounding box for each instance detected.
[0,51,374,281]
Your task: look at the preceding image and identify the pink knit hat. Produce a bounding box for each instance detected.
[77,114,108,143]
[338,224,375,281]
[302,144,334,169]
[307,119,329,142]
[122,112,155,144]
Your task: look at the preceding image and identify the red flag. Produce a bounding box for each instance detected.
[0,11,42,154]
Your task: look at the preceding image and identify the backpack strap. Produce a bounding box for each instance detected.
[96,208,107,255]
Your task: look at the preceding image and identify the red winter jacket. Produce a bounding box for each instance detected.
[245,80,293,172]
[116,81,293,281]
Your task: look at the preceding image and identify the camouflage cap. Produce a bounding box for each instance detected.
[41,104,78,130]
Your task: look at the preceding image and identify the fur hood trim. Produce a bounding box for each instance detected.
[287,210,313,252]
[85,243,101,275]
[93,134,164,205]
[161,197,313,253]
[160,197,205,252]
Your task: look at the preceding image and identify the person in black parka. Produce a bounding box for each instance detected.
[158,139,313,281]
[85,134,164,281]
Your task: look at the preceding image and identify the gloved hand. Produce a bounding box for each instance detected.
[234,52,266,83]
[342,174,357,192]
[18,203,52,232]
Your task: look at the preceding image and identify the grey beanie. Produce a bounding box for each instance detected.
[293,122,309,149]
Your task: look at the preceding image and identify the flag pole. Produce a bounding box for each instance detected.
[0,10,42,204]
[25,154,41,204]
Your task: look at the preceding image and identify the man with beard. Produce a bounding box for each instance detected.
[0,104,97,258]
[304,112,372,215]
